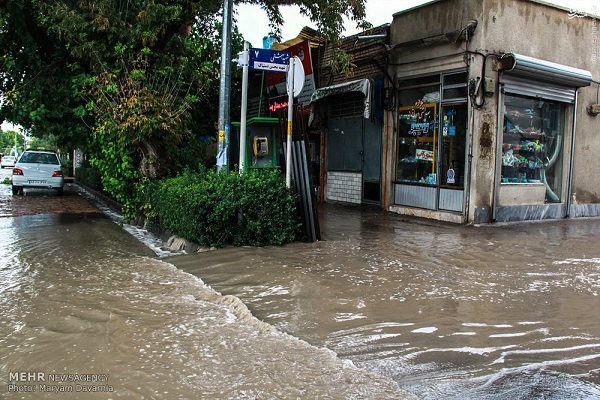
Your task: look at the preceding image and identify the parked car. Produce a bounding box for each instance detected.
[12,150,64,195]
[1,155,16,168]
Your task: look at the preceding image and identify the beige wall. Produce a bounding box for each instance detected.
[480,0,600,209]
[387,0,600,222]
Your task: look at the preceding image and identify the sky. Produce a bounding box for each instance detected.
[2,0,598,134]
[236,0,600,48]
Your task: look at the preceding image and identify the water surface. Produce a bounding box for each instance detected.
[0,210,410,399]
[171,205,600,399]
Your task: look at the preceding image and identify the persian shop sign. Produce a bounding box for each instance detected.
[266,40,316,105]
[249,49,290,72]
[415,149,433,161]
[269,98,289,112]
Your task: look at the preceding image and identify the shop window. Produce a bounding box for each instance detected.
[398,75,440,88]
[443,72,468,86]
[442,86,467,101]
[501,94,565,202]
[397,85,440,106]
[397,102,467,187]
[397,101,438,184]
[396,71,468,187]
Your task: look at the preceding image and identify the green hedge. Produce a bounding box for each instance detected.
[146,169,300,247]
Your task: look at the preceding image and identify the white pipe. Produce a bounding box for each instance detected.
[239,42,249,174]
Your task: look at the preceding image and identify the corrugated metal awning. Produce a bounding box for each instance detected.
[310,79,372,118]
[500,54,592,103]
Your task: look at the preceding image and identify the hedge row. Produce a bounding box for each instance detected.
[145,169,301,248]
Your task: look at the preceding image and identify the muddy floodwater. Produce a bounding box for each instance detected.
[171,205,600,399]
[0,188,412,399]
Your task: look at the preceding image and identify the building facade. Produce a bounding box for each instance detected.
[308,25,390,205]
[375,0,599,224]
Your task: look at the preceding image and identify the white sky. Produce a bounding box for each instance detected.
[236,0,600,48]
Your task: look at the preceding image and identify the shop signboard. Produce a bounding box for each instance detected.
[266,40,316,107]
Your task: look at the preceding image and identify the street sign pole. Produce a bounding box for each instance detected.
[285,57,295,188]
[216,0,233,172]
[239,41,249,174]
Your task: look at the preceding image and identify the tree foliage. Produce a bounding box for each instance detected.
[0,129,24,154]
[0,0,368,217]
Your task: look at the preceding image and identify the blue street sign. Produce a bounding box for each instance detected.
[249,48,290,72]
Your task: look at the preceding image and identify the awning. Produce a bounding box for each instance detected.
[504,54,592,87]
[500,54,593,103]
[310,79,372,119]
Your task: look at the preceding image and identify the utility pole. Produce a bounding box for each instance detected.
[216,0,233,172]
[239,41,249,173]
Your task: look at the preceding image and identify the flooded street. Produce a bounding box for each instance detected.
[1,175,599,399]
[170,206,600,399]
[0,185,411,399]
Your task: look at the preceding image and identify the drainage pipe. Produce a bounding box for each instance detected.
[565,91,579,218]
[491,89,504,222]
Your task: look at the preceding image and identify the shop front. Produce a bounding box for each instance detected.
[493,54,592,222]
[310,79,383,206]
[384,0,599,225]
[393,71,468,217]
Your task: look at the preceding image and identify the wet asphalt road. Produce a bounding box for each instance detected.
[0,171,414,399]
[2,165,599,399]
[0,168,98,217]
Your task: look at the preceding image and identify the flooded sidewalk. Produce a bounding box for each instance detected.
[0,191,413,398]
[170,204,600,399]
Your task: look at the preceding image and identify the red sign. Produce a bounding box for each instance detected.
[269,99,288,112]
[266,40,315,106]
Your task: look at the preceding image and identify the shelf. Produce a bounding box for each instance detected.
[503,131,545,139]
[505,110,550,124]
[399,159,433,164]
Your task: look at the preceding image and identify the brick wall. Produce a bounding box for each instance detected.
[326,172,362,204]
[316,25,389,87]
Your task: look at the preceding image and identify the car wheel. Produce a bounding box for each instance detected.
[12,186,20,195]
[57,187,64,196]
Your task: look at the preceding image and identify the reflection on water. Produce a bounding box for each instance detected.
[171,205,600,399]
[0,213,410,399]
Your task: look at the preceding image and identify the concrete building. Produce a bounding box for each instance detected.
[307,24,390,205]
[367,0,599,224]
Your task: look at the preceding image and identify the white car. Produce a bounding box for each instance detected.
[12,150,65,195]
[1,155,16,168]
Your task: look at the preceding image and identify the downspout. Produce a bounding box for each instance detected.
[464,96,475,223]
[491,88,504,222]
[565,90,579,218]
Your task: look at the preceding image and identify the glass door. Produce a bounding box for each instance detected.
[395,72,468,212]
[438,103,467,211]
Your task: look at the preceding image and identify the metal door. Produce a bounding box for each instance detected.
[362,118,382,203]
[327,116,382,204]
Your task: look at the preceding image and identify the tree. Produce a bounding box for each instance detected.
[0,0,368,216]
[0,129,24,154]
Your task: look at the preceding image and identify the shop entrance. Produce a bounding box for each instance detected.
[394,71,468,212]
[327,115,382,205]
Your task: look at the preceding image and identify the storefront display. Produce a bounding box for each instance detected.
[397,101,438,184]
[394,71,468,212]
[501,94,565,202]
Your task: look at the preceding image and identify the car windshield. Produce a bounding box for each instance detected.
[19,152,60,165]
